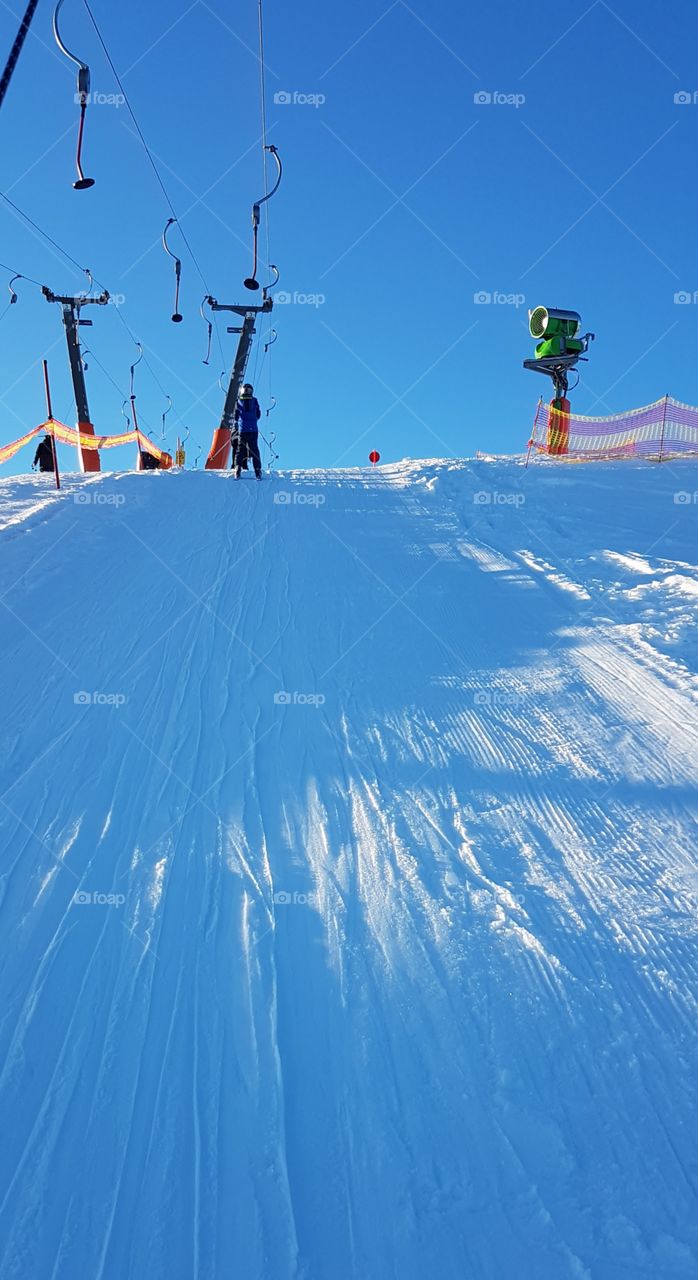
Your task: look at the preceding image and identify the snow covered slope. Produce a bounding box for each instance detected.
[0,457,697,1280]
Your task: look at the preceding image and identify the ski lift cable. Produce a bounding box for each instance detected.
[102,300,191,434]
[90,348,127,400]
[1,35,228,399]
[80,338,157,434]
[0,190,90,278]
[0,197,138,340]
[82,306,196,448]
[1,265,43,313]
[138,345,201,445]
[0,203,201,452]
[256,0,274,271]
[0,199,156,405]
[80,0,228,366]
[81,0,212,297]
[0,0,41,113]
[243,0,281,292]
[0,260,41,287]
[0,195,128,317]
[53,0,94,189]
[256,0,277,463]
[72,254,211,453]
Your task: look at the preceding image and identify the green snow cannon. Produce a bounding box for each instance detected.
[529,307,583,360]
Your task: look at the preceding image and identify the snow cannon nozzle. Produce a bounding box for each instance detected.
[524,304,594,378]
[528,307,582,340]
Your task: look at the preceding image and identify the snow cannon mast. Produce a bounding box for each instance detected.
[523,306,594,456]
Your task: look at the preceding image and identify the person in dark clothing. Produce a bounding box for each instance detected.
[234,383,262,479]
[230,427,248,473]
[32,435,55,473]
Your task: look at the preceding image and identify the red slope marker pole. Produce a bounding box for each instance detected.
[525,397,542,470]
[42,360,60,491]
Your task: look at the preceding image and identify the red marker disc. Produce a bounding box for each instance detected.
[369,450,380,465]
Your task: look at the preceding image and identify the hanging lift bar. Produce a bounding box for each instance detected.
[42,283,109,470]
[244,145,282,291]
[53,0,95,189]
[200,297,213,364]
[162,218,183,322]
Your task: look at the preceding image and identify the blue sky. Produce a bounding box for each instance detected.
[1,0,697,473]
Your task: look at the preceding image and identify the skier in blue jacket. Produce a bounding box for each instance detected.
[233,383,262,479]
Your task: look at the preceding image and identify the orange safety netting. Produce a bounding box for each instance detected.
[0,425,44,465]
[0,420,171,467]
[529,396,698,461]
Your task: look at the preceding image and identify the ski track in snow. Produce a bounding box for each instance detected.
[0,460,697,1279]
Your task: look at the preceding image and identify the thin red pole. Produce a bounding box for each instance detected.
[42,360,60,491]
[525,397,542,469]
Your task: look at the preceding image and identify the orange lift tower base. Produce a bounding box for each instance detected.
[205,295,273,469]
[42,284,109,471]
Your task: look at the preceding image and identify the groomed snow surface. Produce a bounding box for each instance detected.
[0,456,697,1280]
